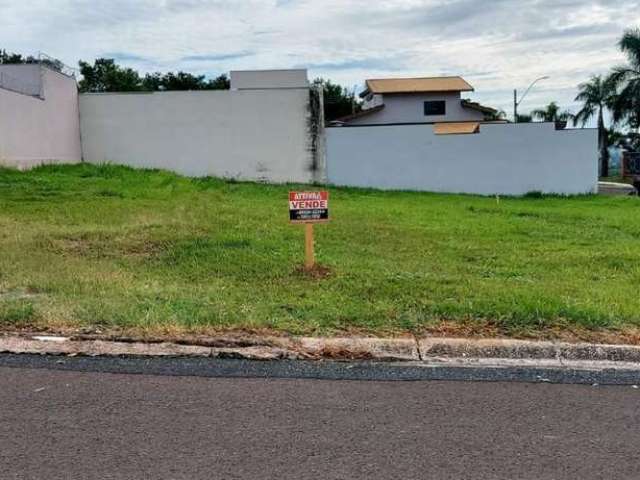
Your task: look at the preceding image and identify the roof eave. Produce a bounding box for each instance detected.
[367,87,475,94]
[359,87,371,98]
[461,99,498,115]
[334,104,385,123]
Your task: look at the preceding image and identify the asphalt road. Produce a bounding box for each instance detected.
[1,361,639,479]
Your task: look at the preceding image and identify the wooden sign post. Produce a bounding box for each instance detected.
[304,223,315,269]
[289,191,329,269]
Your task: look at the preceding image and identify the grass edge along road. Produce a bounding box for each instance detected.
[0,163,639,341]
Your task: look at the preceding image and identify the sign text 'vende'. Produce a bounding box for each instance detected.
[289,191,329,223]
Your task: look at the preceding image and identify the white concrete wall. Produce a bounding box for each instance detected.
[0,66,82,169]
[0,64,43,97]
[231,69,309,90]
[79,88,318,182]
[326,123,598,196]
[349,92,485,125]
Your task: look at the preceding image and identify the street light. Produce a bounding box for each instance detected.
[514,76,549,123]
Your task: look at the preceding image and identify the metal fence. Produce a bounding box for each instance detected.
[37,52,77,78]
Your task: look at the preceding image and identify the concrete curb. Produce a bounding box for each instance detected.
[2,333,640,368]
[417,337,640,363]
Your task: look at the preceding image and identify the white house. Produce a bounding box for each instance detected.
[325,73,597,196]
[338,76,500,130]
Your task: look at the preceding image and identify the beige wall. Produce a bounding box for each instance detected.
[0,66,82,169]
[80,87,322,183]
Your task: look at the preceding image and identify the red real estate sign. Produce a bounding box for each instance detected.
[289,191,329,223]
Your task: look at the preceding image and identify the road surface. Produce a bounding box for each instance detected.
[1,359,639,479]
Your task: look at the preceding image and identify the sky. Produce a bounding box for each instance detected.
[1,0,639,118]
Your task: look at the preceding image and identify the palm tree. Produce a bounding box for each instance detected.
[531,102,573,124]
[610,28,640,130]
[573,75,617,177]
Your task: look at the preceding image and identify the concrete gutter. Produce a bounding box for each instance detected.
[2,333,640,372]
[598,181,637,196]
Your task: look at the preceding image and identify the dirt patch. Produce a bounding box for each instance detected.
[0,287,43,301]
[293,264,333,280]
[119,239,169,258]
[50,233,169,259]
[311,344,376,360]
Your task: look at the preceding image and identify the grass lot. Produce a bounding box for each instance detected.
[0,163,639,339]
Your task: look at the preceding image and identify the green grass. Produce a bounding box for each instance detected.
[0,163,639,337]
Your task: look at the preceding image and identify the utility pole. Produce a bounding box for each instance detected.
[513,76,550,124]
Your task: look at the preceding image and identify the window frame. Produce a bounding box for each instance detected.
[423,100,446,116]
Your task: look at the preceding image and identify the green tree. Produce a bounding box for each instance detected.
[515,113,532,123]
[531,102,573,124]
[79,58,230,93]
[610,28,640,130]
[140,72,164,91]
[206,74,230,90]
[0,49,27,64]
[312,78,360,122]
[142,71,229,91]
[0,49,64,72]
[573,75,617,176]
[78,58,143,93]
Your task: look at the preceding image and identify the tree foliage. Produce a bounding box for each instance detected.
[609,28,640,129]
[573,75,617,127]
[312,78,360,122]
[573,75,618,176]
[0,49,64,72]
[78,58,230,93]
[142,71,230,91]
[531,102,573,123]
[0,49,30,64]
[78,59,142,92]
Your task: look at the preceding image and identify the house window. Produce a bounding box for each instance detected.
[424,100,446,116]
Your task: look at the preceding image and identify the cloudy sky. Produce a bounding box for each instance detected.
[1,0,638,117]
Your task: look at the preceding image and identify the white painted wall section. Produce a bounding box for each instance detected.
[0,66,81,169]
[349,92,485,125]
[0,64,43,97]
[80,87,318,182]
[231,69,309,90]
[326,123,598,196]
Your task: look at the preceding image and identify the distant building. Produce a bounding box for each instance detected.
[336,76,500,129]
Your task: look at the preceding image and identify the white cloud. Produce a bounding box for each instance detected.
[1,0,639,115]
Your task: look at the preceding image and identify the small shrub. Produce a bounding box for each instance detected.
[523,191,544,199]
